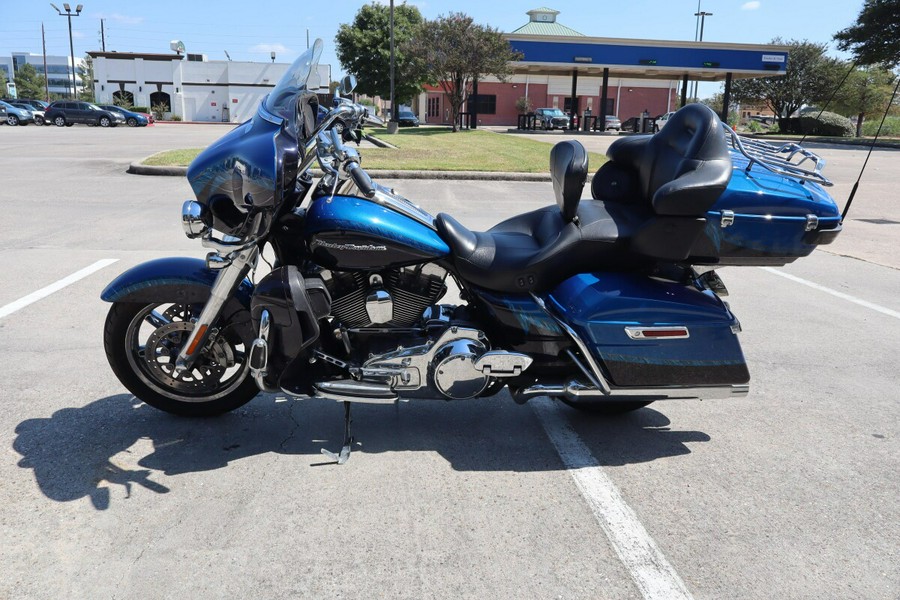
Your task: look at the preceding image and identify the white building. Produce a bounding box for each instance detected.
[1,52,85,98]
[88,51,330,122]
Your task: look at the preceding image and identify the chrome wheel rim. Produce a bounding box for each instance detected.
[124,303,250,402]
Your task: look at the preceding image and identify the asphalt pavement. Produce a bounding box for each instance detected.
[0,124,897,599]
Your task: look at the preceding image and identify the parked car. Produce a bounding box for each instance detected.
[535,107,570,130]
[98,105,151,127]
[395,107,419,127]
[44,101,126,127]
[11,102,45,126]
[603,114,621,131]
[0,100,35,126]
[654,111,675,132]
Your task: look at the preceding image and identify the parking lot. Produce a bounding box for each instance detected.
[0,124,898,599]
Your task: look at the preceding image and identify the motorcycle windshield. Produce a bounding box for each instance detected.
[262,39,323,139]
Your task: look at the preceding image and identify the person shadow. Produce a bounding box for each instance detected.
[13,393,710,510]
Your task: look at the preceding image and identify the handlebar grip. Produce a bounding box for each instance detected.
[347,162,376,198]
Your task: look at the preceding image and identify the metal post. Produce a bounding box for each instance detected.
[471,76,478,130]
[569,69,578,130]
[42,23,50,102]
[100,18,105,51]
[599,67,609,132]
[680,74,688,108]
[721,72,733,123]
[51,3,83,99]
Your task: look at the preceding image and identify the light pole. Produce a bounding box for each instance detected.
[692,9,713,101]
[388,0,397,133]
[51,3,82,99]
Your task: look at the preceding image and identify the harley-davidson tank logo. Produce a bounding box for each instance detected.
[314,240,388,252]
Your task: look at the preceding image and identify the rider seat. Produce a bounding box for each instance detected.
[435,104,732,294]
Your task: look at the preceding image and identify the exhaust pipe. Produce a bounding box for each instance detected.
[513,380,749,403]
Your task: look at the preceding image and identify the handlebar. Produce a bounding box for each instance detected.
[346,162,376,197]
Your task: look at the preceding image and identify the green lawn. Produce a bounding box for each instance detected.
[140,127,607,172]
[142,148,206,166]
[361,127,606,172]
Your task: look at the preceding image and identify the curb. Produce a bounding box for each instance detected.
[127,162,565,182]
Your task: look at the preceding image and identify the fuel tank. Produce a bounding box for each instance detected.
[304,195,450,270]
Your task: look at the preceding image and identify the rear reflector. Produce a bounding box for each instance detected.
[624,326,690,340]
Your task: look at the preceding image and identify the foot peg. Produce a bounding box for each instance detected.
[321,402,355,465]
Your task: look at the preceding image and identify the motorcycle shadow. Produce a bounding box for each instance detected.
[13,393,709,509]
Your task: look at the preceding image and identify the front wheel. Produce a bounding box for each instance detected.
[103,301,259,416]
[7,115,19,126]
[54,116,66,127]
[99,116,111,127]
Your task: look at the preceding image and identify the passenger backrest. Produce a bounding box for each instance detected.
[549,140,588,223]
[601,104,732,216]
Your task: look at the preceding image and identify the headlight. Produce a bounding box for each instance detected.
[181,200,209,238]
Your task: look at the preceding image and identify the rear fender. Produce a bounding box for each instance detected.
[100,257,254,309]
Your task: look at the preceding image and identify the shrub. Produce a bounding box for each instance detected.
[748,120,764,133]
[798,111,854,137]
[861,115,900,137]
[515,96,533,114]
[151,102,168,121]
[130,106,150,113]
[170,114,182,121]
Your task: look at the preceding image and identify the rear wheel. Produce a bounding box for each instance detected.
[34,115,44,126]
[126,117,137,127]
[103,301,259,416]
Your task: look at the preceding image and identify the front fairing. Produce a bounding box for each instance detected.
[185,40,322,238]
[186,112,299,237]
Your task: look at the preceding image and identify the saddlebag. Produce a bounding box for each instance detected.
[547,272,749,387]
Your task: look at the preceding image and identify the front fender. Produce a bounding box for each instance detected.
[100,257,254,308]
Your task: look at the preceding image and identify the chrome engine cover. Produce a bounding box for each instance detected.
[361,327,533,400]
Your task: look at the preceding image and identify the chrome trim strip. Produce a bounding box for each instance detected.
[514,380,749,401]
[256,99,282,126]
[530,293,611,395]
[370,184,438,231]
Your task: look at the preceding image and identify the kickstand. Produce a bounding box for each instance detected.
[321,401,354,465]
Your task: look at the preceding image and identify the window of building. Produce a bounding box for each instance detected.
[427,96,440,119]
[466,94,496,115]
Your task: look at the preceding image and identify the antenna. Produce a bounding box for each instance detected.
[841,77,900,223]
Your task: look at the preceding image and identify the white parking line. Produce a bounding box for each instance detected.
[761,267,900,320]
[0,259,119,319]
[532,398,693,600]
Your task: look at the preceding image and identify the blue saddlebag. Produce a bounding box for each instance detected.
[547,272,749,387]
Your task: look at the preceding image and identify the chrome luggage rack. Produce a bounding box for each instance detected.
[722,124,833,187]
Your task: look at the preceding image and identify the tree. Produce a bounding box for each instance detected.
[404,13,522,132]
[78,54,95,102]
[833,66,897,136]
[730,39,843,129]
[335,3,425,105]
[14,63,45,99]
[834,0,900,67]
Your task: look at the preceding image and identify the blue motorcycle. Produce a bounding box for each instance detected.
[101,40,841,462]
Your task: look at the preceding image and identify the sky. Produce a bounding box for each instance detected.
[1,0,865,97]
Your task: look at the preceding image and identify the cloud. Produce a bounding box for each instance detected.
[249,43,291,54]
[96,12,144,25]
[741,1,761,9]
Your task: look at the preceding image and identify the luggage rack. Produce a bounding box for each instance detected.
[722,124,833,187]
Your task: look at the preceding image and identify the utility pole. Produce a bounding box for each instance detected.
[42,23,50,101]
[51,3,83,99]
[100,18,105,51]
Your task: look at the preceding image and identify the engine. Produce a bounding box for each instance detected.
[321,263,448,328]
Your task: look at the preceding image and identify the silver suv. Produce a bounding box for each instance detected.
[535,108,570,130]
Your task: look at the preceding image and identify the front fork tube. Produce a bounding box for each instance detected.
[173,245,259,376]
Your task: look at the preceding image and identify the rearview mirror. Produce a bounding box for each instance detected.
[339,74,357,95]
